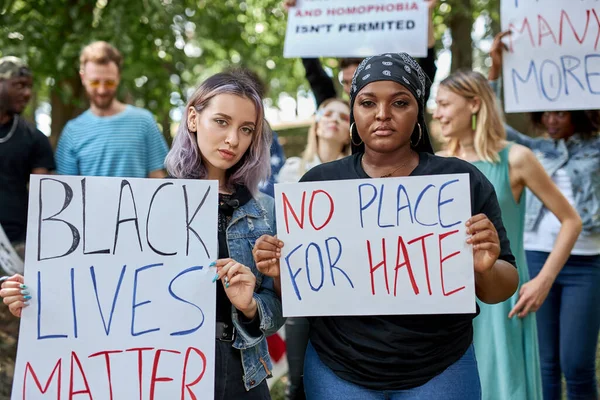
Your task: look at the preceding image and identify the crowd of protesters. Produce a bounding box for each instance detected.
[0,1,598,399]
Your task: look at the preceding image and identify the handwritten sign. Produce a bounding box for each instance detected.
[274,174,475,317]
[12,176,218,400]
[501,0,600,112]
[0,224,24,275]
[283,0,428,58]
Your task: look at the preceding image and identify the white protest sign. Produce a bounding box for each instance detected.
[501,0,600,112]
[12,176,217,400]
[0,224,24,275]
[283,0,428,58]
[274,174,475,317]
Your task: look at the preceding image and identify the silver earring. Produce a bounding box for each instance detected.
[411,123,422,147]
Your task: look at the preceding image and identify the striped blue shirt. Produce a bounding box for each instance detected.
[55,105,169,177]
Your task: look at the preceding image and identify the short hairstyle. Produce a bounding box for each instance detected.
[440,70,506,163]
[531,110,600,139]
[340,58,364,70]
[165,72,272,194]
[79,41,123,72]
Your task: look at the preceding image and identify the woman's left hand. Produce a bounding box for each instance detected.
[214,258,257,319]
[508,275,552,318]
[466,214,501,274]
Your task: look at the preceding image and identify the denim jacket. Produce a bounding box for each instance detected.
[490,79,600,234]
[227,192,285,390]
[504,127,600,234]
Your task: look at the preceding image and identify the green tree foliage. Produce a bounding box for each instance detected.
[0,0,308,144]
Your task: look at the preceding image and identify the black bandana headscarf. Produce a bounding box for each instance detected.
[349,52,434,155]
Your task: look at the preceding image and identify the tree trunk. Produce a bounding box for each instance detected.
[448,0,474,72]
[49,77,85,148]
[161,111,172,147]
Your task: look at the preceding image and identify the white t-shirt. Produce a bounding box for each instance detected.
[277,155,322,183]
[524,168,600,255]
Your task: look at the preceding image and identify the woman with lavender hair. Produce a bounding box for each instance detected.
[0,72,285,399]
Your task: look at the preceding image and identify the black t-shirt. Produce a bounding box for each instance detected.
[0,116,55,242]
[300,152,516,390]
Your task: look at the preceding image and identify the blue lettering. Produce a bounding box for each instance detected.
[396,185,414,225]
[561,55,584,95]
[305,243,325,291]
[511,60,539,104]
[91,265,127,336]
[414,184,437,227]
[70,268,78,338]
[131,263,162,337]
[540,59,562,101]
[325,237,353,288]
[585,54,600,94]
[358,183,377,228]
[377,184,393,228]
[37,271,68,340]
[169,266,205,336]
[438,179,461,228]
[285,244,304,301]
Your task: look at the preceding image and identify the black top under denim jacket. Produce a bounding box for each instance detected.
[165,178,284,390]
[217,186,260,337]
[216,186,283,390]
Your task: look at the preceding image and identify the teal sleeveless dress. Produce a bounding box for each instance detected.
[471,145,543,400]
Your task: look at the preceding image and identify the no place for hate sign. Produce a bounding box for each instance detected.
[283,0,428,58]
[274,174,475,318]
[12,176,218,400]
[501,0,600,112]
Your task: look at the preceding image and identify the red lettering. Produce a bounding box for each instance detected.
[559,9,591,45]
[308,190,334,230]
[126,347,155,400]
[367,238,389,295]
[593,9,600,50]
[89,350,123,400]
[23,359,62,399]
[69,352,93,399]
[180,347,207,400]
[508,17,535,51]
[282,192,306,234]
[408,233,434,295]
[537,14,557,45]
[438,230,465,296]
[295,8,322,17]
[393,236,418,296]
[150,349,181,400]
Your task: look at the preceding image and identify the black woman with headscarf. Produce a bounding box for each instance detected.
[254,53,519,399]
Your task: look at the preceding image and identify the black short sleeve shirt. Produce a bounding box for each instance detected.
[300,152,516,390]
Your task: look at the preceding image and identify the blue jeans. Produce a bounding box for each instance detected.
[527,251,600,400]
[303,341,481,400]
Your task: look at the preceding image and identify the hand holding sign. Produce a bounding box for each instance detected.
[466,214,501,275]
[253,235,284,278]
[214,258,258,319]
[488,31,511,81]
[0,274,28,318]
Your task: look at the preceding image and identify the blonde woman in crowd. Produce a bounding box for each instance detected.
[434,69,581,400]
[278,98,350,184]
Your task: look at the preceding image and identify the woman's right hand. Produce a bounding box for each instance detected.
[253,235,284,278]
[489,30,511,81]
[0,274,29,318]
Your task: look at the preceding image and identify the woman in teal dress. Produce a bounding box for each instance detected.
[434,70,582,400]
